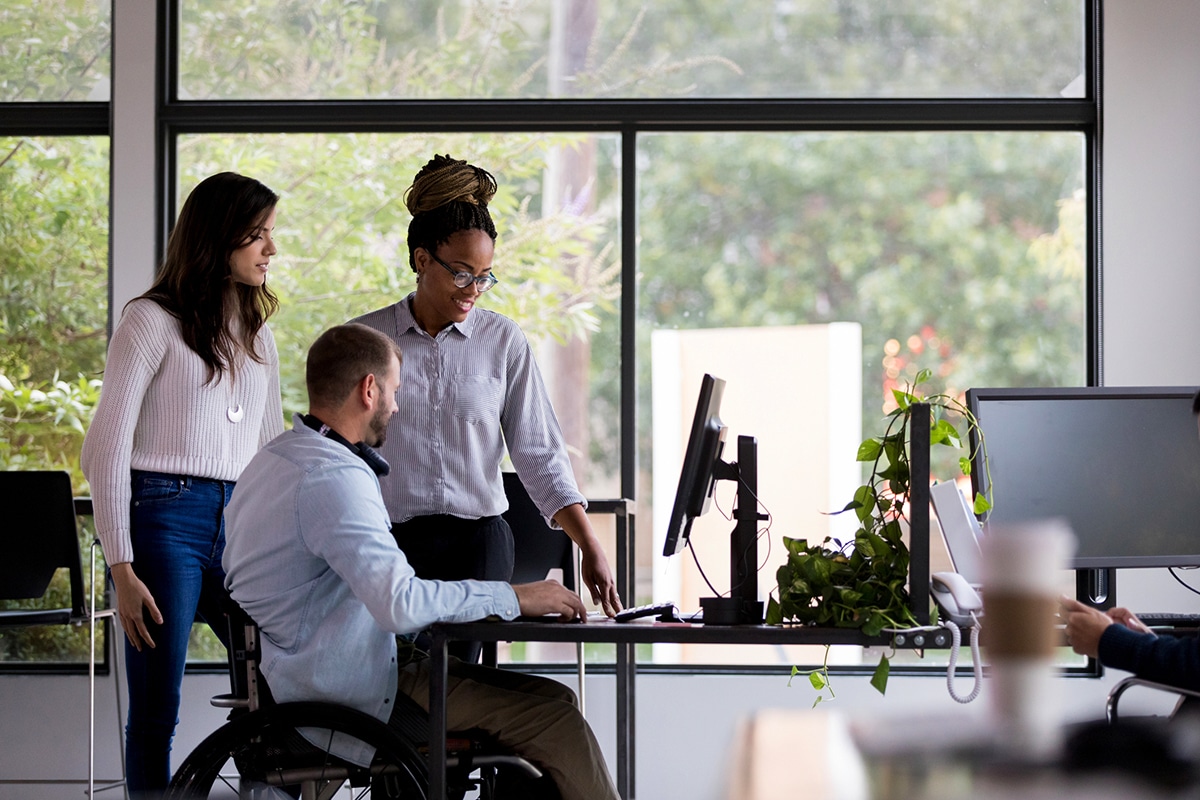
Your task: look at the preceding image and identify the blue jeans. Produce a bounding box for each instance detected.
[122,471,234,796]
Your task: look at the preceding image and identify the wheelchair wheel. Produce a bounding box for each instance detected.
[165,701,429,799]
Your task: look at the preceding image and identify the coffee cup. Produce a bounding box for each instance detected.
[980,517,1076,760]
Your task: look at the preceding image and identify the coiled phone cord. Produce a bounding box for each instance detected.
[944,613,983,704]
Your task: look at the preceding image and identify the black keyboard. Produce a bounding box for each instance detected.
[614,602,680,623]
[1134,612,1200,628]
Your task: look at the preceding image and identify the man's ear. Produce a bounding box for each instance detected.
[356,372,378,410]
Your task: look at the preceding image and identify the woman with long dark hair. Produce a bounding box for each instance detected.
[82,171,284,796]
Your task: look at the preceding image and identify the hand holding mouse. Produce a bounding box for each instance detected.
[1060,595,1115,658]
[513,580,587,623]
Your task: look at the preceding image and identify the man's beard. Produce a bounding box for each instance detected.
[367,405,391,447]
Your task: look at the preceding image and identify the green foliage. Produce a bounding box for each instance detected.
[0,136,110,385]
[176,132,621,418]
[0,0,111,102]
[0,130,110,666]
[175,0,1082,101]
[3,0,1085,672]
[0,372,100,475]
[767,371,988,696]
[788,645,837,708]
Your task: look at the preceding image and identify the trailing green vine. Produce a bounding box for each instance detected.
[767,370,990,701]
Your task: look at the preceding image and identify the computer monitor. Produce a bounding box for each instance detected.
[662,373,728,557]
[661,373,764,624]
[966,386,1200,570]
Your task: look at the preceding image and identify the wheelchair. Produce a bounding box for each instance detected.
[165,603,547,799]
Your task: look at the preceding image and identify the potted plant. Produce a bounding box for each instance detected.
[766,370,990,702]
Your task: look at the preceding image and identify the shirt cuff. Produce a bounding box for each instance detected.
[497,584,521,620]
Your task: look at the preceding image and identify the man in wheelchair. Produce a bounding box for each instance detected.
[222,323,620,800]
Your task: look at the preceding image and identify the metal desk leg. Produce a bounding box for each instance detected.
[429,629,450,800]
[616,640,635,799]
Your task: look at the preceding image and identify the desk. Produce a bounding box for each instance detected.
[426,619,885,800]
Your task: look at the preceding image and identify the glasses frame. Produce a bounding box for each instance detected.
[426,249,499,293]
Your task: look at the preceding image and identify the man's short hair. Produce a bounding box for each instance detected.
[306,323,403,409]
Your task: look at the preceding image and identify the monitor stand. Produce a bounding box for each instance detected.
[1077,567,1115,610]
[701,434,767,625]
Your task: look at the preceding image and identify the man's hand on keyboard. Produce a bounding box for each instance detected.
[1061,596,1116,658]
[514,580,587,623]
[1109,607,1154,635]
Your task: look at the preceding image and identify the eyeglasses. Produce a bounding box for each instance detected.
[427,250,499,293]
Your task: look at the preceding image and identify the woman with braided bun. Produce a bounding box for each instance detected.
[353,155,622,656]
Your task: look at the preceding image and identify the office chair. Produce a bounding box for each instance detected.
[497,471,587,709]
[1106,676,1200,723]
[0,470,123,798]
[504,472,580,592]
[168,601,542,799]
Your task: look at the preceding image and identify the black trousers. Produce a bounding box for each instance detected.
[392,514,515,663]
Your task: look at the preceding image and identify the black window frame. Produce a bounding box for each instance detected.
[158,0,1103,678]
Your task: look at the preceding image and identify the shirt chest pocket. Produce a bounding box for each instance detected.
[451,374,503,425]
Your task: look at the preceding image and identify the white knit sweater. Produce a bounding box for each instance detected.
[81,298,284,565]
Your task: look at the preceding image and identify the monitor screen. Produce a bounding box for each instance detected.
[966,386,1200,569]
[662,373,728,557]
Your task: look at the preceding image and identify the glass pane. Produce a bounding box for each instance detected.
[0,1,111,102]
[639,131,1086,667]
[0,135,111,666]
[176,133,622,665]
[179,0,1084,101]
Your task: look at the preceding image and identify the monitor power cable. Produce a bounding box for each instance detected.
[1169,566,1200,597]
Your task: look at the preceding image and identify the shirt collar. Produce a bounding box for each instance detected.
[397,293,475,340]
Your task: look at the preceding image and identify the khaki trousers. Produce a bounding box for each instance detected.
[394,657,620,800]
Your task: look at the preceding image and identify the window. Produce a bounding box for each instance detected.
[0,0,111,669]
[159,0,1096,672]
[177,0,1083,100]
[0,134,111,669]
[0,0,111,102]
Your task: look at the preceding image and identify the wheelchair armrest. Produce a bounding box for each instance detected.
[447,752,542,780]
[1107,676,1200,723]
[211,693,251,710]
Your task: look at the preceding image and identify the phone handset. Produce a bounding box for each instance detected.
[930,571,983,628]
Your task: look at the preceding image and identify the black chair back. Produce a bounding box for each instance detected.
[502,471,575,591]
[0,470,87,619]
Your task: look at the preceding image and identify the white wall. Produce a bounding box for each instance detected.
[5,2,1200,798]
[1101,0,1200,388]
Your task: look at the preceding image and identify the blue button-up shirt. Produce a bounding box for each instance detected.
[223,417,520,764]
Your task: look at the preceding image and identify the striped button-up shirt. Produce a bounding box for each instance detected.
[352,294,585,527]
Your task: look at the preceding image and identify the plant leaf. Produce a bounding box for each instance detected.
[870,654,891,694]
[856,437,883,462]
[930,419,961,448]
